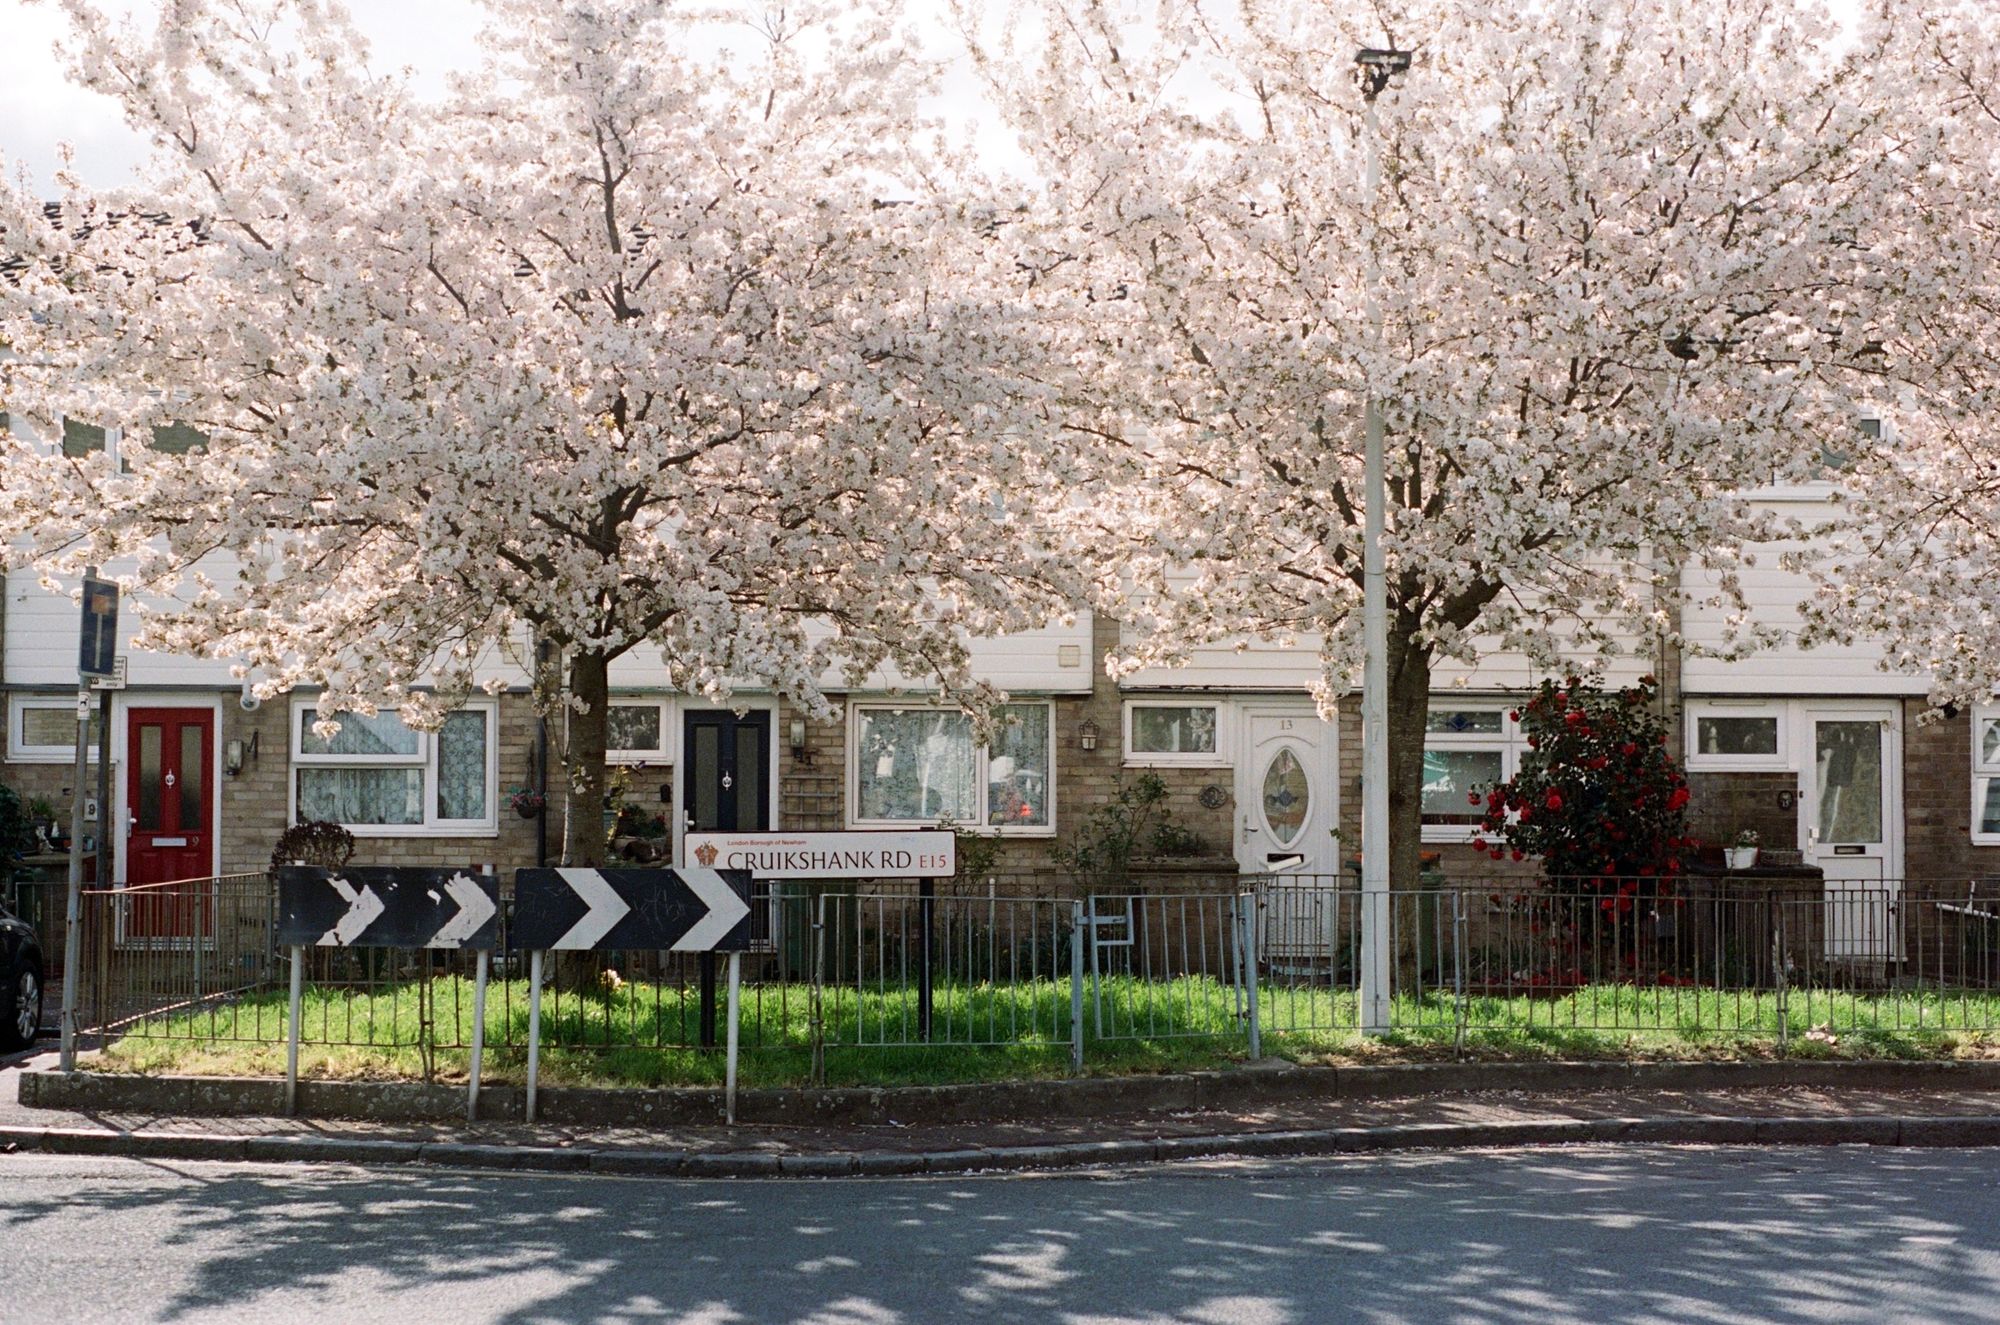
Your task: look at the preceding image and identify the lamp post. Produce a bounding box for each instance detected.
[1354,47,1410,1036]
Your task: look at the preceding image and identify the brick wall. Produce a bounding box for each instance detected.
[1903,702,2000,882]
[1685,771,1798,856]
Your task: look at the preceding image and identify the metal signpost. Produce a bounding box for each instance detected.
[60,571,120,1072]
[275,866,500,1119]
[511,866,754,1123]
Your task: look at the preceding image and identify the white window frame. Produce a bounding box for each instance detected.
[1974,705,2000,848]
[1746,412,1890,502]
[288,699,500,837]
[846,700,1056,836]
[7,695,105,764]
[1420,703,1522,844]
[1122,699,1229,768]
[1685,701,1790,771]
[606,697,672,766]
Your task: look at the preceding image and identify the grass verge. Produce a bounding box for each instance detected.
[92,975,2000,1089]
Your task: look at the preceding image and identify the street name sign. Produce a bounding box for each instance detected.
[682,830,955,880]
[510,867,753,952]
[276,866,499,949]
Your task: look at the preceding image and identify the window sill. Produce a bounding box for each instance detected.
[847,822,1056,839]
[1122,757,1232,771]
[337,825,501,839]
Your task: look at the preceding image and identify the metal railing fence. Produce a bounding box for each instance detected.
[42,871,2000,1077]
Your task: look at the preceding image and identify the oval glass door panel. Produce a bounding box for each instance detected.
[1261,747,1310,846]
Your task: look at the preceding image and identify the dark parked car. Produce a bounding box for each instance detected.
[0,902,43,1053]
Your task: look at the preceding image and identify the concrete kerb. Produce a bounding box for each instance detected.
[27,1058,2000,1127]
[6,1115,2000,1178]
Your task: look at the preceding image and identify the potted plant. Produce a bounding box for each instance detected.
[1726,828,1760,870]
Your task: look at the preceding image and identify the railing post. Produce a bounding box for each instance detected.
[1069,899,1085,1076]
[724,950,742,1126]
[1453,888,1468,1058]
[466,948,489,1123]
[810,891,827,1088]
[1774,901,1789,1057]
[1241,893,1262,1060]
[1096,896,1112,1040]
[284,944,304,1116]
[918,878,935,1043]
[525,949,544,1124]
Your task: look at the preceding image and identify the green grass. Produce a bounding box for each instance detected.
[93,975,2000,1088]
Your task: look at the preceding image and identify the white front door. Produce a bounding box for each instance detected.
[1803,706,1902,961]
[1234,704,1338,877]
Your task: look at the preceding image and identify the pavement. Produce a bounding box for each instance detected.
[6,1049,2000,1176]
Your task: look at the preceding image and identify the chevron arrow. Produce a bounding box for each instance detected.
[318,874,384,947]
[510,867,753,952]
[672,868,751,952]
[553,868,631,950]
[431,871,499,948]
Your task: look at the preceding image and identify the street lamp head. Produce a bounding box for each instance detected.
[1354,47,1413,99]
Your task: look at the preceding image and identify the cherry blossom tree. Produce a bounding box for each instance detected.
[0,0,1090,863]
[966,0,2000,891]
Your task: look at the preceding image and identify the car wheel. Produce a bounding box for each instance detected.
[1,957,42,1052]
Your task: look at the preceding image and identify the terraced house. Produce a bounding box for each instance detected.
[5,413,1997,976]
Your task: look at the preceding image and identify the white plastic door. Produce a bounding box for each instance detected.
[1234,705,1338,877]
[1805,708,1901,961]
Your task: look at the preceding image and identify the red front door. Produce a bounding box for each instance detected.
[127,708,214,886]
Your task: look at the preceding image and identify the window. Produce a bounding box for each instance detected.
[607,699,668,763]
[1975,708,2000,847]
[1421,706,1518,841]
[1124,701,1224,766]
[1685,703,1789,771]
[291,702,497,835]
[7,697,105,763]
[851,702,1053,832]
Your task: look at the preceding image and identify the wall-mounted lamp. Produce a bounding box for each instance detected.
[224,731,260,777]
[789,715,813,765]
[1077,719,1100,752]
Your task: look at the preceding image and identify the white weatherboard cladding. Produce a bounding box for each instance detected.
[1680,505,1921,696]
[606,615,1097,695]
[4,562,240,686]
[1115,622,1654,693]
[4,563,535,692]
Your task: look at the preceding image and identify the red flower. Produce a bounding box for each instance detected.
[1472,837,1488,852]
[1545,791,1563,811]
[1468,791,1483,806]
[1511,849,1525,862]
[1620,742,1638,757]
[1667,787,1690,810]
[1508,710,1521,722]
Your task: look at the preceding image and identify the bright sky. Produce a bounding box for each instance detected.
[0,0,1018,189]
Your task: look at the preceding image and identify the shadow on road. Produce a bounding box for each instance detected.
[3,1145,1999,1322]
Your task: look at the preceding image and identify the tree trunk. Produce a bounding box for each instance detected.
[1385,617,1434,992]
[562,648,611,868]
[1384,614,1434,893]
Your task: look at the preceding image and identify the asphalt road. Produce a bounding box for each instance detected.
[3,1144,1998,1324]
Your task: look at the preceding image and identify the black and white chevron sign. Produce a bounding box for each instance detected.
[276,866,500,949]
[510,867,753,952]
